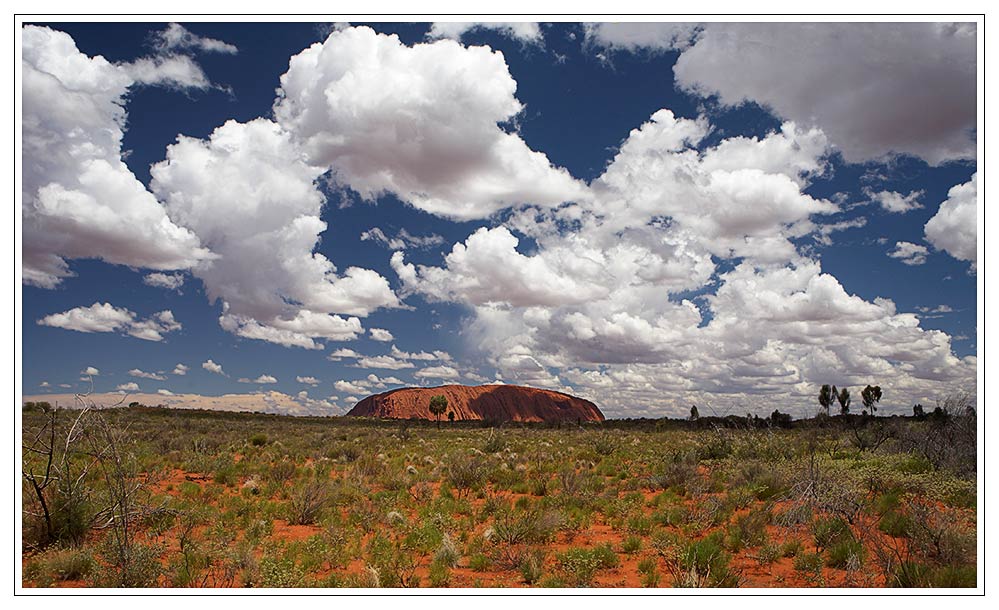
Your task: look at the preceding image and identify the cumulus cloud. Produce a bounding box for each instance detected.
[296,376,321,386]
[239,374,277,384]
[328,348,361,361]
[396,112,835,316]
[395,105,973,416]
[129,368,166,381]
[202,359,225,376]
[81,366,100,376]
[369,328,394,342]
[333,379,370,395]
[153,23,238,55]
[116,382,140,392]
[888,241,929,266]
[157,389,175,396]
[21,26,212,289]
[666,23,976,164]
[172,363,189,376]
[143,272,185,291]
[354,355,415,370]
[413,365,461,380]
[37,302,182,341]
[360,227,444,250]
[390,345,452,361]
[427,22,543,43]
[585,22,698,51]
[151,118,399,348]
[925,173,977,271]
[865,189,924,213]
[273,26,586,220]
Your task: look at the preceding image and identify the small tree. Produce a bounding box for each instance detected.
[837,387,851,416]
[447,411,455,423]
[861,385,882,414]
[689,405,699,421]
[429,395,448,429]
[818,384,834,416]
[912,404,925,420]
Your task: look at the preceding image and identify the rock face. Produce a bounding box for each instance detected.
[346,384,604,423]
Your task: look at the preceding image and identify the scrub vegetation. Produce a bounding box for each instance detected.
[21,397,977,588]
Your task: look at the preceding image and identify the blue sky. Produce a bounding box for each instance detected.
[21,21,978,418]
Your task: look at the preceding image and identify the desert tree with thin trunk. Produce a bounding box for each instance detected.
[429,395,448,429]
[818,385,834,417]
[837,387,851,415]
[861,385,883,414]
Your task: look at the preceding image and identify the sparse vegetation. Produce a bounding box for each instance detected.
[22,401,976,588]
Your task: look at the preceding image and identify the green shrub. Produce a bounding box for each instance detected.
[878,510,913,538]
[446,460,487,498]
[249,433,268,447]
[287,480,330,525]
[259,555,305,588]
[469,553,491,572]
[672,533,740,588]
[39,547,94,581]
[591,543,619,569]
[756,542,781,566]
[519,550,545,585]
[556,547,599,587]
[793,552,824,576]
[428,560,451,587]
[826,538,865,569]
[637,556,660,587]
[780,539,803,558]
[812,516,852,551]
[622,535,643,554]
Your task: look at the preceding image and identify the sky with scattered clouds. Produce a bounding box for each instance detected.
[21,21,978,418]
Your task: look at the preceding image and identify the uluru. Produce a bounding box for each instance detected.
[346,384,605,423]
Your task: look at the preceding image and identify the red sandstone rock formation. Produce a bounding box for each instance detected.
[346,384,604,423]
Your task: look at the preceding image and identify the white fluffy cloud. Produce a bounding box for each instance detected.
[333,379,370,395]
[427,22,543,43]
[202,359,225,376]
[37,302,181,341]
[21,26,212,288]
[81,366,99,376]
[119,54,212,89]
[143,272,186,291]
[925,174,978,271]
[667,23,977,164]
[394,104,974,416]
[116,382,140,392]
[327,348,361,361]
[273,26,585,220]
[866,189,924,213]
[153,23,238,55]
[413,365,461,380]
[239,374,277,384]
[151,118,399,348]
[589,23,977,164]
[172,363,189,376]
[396,112,835,315]
[888,241,929,266]
[369,328,394,342]
[585,22,698,51]
[157,389,175,396]
[296,376,320,386]
[129,369,167,381]
[354,355,415,370]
